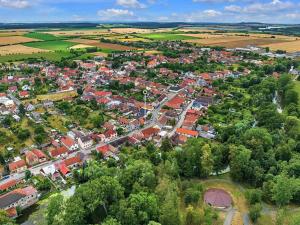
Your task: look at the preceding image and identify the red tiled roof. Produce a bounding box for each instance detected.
[59,163,70,176]
[64,155,81,167]
[50,146,68,157]
[19,90,29,97]
[6,207,17,218]
[8,159,26,171]
[176,128,198,137]
[141,127,160,139]
[61,136,75,148]
[97,145,110,155]
[31,149,47,159]
[0,179,18,191]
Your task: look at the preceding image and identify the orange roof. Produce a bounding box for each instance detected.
[59,163,70,176]
[6,207,17,218]
[8,159,26,171]
[31,149,47,159]
[97,145,110,155]
[61,136,75,147]
[50,146,68,157]
[64,155,81,167]
[0,179,18,191]
[176,128,198,137]
[141,127,160,139]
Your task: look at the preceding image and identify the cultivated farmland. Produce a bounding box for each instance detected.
[137,32,199,41]
[24,32,62,41]
[24,40,76,51]
[68,38,137,51]
[0,36,40,46]
[0,44,50,56]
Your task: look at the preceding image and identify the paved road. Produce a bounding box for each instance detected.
[224,208,236,225]
[168,100,194,138]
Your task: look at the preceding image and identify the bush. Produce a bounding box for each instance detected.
[245,189,262,205]
[249,203,262,223]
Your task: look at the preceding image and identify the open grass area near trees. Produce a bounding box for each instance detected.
[23,40,76,51]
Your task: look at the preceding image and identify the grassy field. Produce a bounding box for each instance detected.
[24,32,62,41]
[24,40,76,51]
[138,32,199,41]
[36,90,78,102]
[0,51,73,62]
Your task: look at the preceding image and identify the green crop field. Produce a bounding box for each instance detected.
[0,51,73,63]
[138,32,199,41]
[24,32,62,41]
[23,40,76,51]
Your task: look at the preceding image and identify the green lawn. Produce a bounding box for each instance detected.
[138,32,199,41]
[0,51,73,63]
[23,40,76,51]
[24,32,62,41]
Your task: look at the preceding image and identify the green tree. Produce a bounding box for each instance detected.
[272,174,295,206]
[200,144,214,177]
[46,194,64,225]
[185,205,201,225]
[101,217,121,225]
[0,210,16,225]
[117,192,159,225]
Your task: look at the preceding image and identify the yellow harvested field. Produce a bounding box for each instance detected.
[183,32,298,51]
[0,36,40,46]
[0,44,50,56]
[0,31,28,36]
[44,29,109,36]
[262,40,300,52]
[37,90,78,102]
[70,44,94,49]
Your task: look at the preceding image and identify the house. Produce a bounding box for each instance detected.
[0,179,19,192]
[61,136,78,151]
[96,144,118,159]
[64,154,82,169]
[176,128,198,138]
[8,159,27,173]
[19,91,29,99]
[25,151,39,166]
[40,164,60,181]
[58,163,71,178]
[31,149,47,163]
[141,126,161,140]
[50,146,68,159]
[165,96,185,110]
[104,129,117,142]
[43,100,54,108]
[192,96,213,110]
[0,186,38,218]
[78,135,93,150]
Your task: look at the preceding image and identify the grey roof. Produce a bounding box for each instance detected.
[0,192,25,208]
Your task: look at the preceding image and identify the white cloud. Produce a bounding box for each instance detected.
[116,0,146,8]
[0,0,30,9]
[203,9,222,17]
[97,8,135,21]
[224,5,242,13]
[193,0,235,3]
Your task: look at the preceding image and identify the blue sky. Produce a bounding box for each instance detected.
[0,0,300,23]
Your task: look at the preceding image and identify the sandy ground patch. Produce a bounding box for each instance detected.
[0,36,40,46]
[92,52,108,57]
[0,31,28,36]
[0,44,50,56]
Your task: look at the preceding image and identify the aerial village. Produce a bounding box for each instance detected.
[0,41,298,219]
